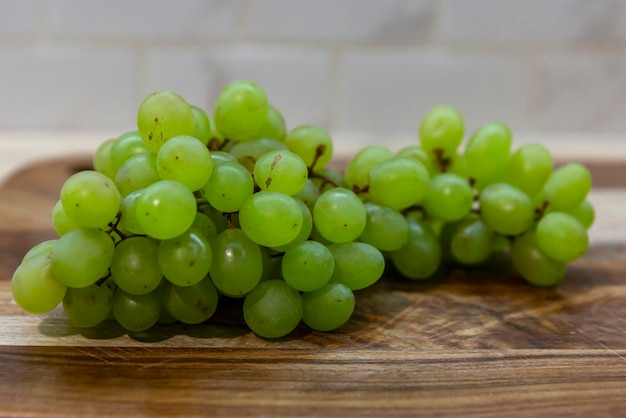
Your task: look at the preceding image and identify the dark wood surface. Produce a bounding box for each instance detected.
[0,156,625,417]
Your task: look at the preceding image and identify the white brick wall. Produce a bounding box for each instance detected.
[0,0,625,139]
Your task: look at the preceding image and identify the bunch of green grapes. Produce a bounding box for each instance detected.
[11,81,594,339]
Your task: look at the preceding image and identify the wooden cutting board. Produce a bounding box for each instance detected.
[0,156,625,417]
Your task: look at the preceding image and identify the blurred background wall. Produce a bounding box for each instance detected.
[1,0,625,143]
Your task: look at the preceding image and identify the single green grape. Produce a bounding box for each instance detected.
[282,240,334,292]
[390,218,441,280]
[22,239,56,263]
[93,138,117,180]
[60,170,121,229]
[12,252,66,314]
[395,145,436,176]
[210,150,237,165]
[159,277,218,325]
[422,173,474,222]
[359,202,409,251]
[441,216,494,266]
[254,149,308,196]
[110,236,162,295]
[511,232,567,286]
[328,242,385,290]
[118,189,146,235]
[543,163,592,211]
[192,211,218,242]
[156,135,214,191]
[213,80,269,142]
[114,152,160,197]
[256,105,287,142]
[209,228,263,297]
[301,282,355,332]
[293,179,320,211]
[313,188,366,244]
[243,279,303,339]
[562,199,595,229]
[368,157,430,210]
[419,105,464,160]
[202,161,254,213]
[536,212,589,263]
[506,143,553,198]
[112,288,161,332]
[191,105,212,146]
[464,122,512,185]
[137,90,195,152]
[135,180,197,240]
[479,183,534,236]
[271,199,313,252]
[51,228,114,288]
[52,200,78,236]
[239,191,303,248]
[158,227,212,287]
[285,125,333,171]
[63,283,113,328]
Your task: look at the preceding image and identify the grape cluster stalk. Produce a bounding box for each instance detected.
[11,81,594,338]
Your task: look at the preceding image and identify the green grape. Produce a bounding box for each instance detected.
[156,135,214,191]
[110,132,151,173]
[63,283,113,328]
[563,199,595,229]
[419,105,464,160]
[344,145,394,191]
[192,211,218,241]
[110,236,162,295]
[243,279,303,339]
[285,125,333,171]
[114,152,160,197]
[479,183,534,236]
[511,232,567,286]
[536,212,589,263]
[210,150,237,165]
[368,157,430,210]
[93,138,117,180]
[254,149,308,196]
[202,161,254,213]
[506,143,553,198]
[239,191,303,248]
[544,163,592,211]
[301,282,355,332]
[213,80,269,142]
[464,122,512,184]
[51,228,114,288]
[229,138,288,172]
[191,105,211,146]
[313,188,366,244]
[160,277,218,324]
[22,239,56,263]
[256,105,287,142]
[112,288,161,332]
[118,189,145,235]
[293,178,320,210]
[159,227,212,287]
[282,240,334,292]
[422,173,474,222]
[12,252,66,314]
[391,218,441,280]
[395,145,436,176]
[209,228,263,297]
[135,180,196,240]
[359,202,409,251]
[328,242,385,290]
[60,170,121,229]
[137,90,195,152]
[52,200,78,236]
[199,204,229,233]
[442,216,494,266]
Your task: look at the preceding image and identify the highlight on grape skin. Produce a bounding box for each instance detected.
[11,81,595,339]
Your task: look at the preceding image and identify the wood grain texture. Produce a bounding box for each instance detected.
[1,156,625,417]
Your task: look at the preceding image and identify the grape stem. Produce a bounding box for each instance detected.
[433,148,451,173]
[105,211,128,241]
[94,270,111,287]
[307,144,342,189]
[535,200,549,220]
